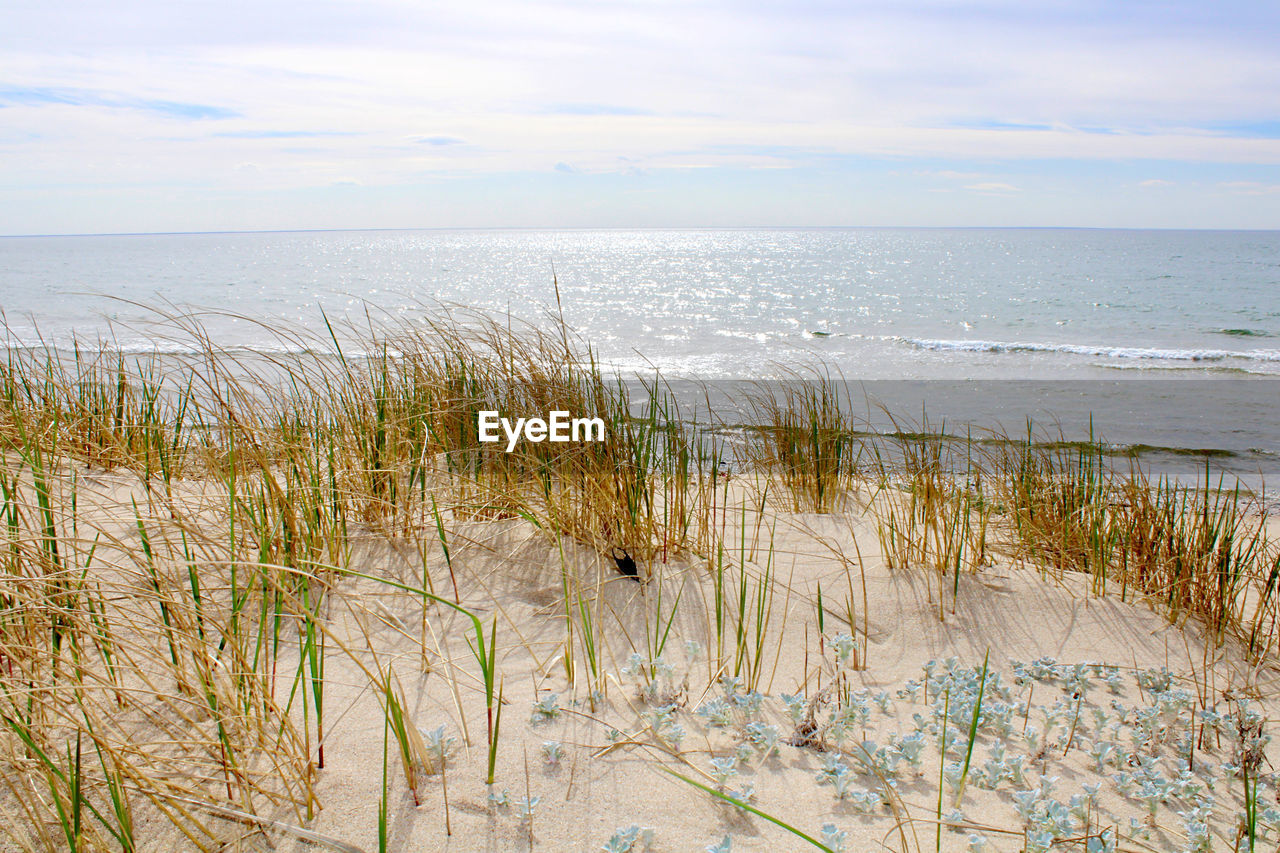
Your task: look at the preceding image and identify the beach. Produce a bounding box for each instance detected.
[0,305,1277,852]
[6,0,1280,844]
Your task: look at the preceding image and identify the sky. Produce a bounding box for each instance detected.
[1,0,1278,234]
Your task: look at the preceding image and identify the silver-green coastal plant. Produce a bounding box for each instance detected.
[602,824,655,853]
[664,768,837,852]
[720,782,757,814]
[622,652,681,705]
[705,837,732,853]
[422,725,457,769]
[645,702,687,751]
[695,675,765,731]
[813,753,880,811]
[531,692,561,723]
[708,756,738,788]
[831,631,858,664]
[819,824,847,853]
[891,655,1279,852]
[617,649,699,751]
[744,721,781,757]
[541,741,564,765]
[515,795,541,819]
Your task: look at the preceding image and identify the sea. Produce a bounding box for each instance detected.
[2,227,1278,485]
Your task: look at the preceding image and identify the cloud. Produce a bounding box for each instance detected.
[964,182,1021,192]
[213,130,358,139]
[2,1,1280,229]
[0,85,237,120]
[1218,181,1280,194]
[1200,120,1280,139]
[919,170,987,180]
[146,101,238,120]
[540,104,655,117]
[947,119,1053,132]
[1139,179,1175,187]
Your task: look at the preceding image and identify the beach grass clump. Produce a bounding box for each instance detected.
[987,425,1276,649]
[0,346,198,482]
[1,306,734,569]
[303,312,726,566]
[861,412,1277,653]
[865,424,992,619]
[745,369,859,513]
[0,451,319,849]
[0,435,515,846]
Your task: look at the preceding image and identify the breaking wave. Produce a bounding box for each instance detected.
[901,338,1280,363]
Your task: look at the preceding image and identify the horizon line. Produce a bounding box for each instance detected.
[4,224,1279,239]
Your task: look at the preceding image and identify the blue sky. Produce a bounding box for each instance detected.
[1,0,1278,233]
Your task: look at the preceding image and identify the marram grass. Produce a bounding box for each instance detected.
[0,302,1275,851]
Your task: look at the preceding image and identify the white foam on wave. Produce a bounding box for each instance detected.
[901,338,1280,363]
[3,338,380,361]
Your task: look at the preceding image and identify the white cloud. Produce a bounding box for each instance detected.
[1218,181,1280,195]
[1,1,1279,229]
[921,170,987,180]
[964,182,1021,192]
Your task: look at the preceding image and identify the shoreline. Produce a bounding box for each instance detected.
[6,330,1278,481]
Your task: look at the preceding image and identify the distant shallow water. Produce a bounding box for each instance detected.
[643,379,1280,488]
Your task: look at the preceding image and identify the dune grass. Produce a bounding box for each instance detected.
[0,302,1275,850]
[986,423,1274,648]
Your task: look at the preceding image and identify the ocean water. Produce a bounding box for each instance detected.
[2,227,1279,378]
[2,228,1278,478]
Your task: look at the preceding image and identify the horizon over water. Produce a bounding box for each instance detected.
[2,226,1278,483]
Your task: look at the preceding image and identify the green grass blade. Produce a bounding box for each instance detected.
[662,768,834,852]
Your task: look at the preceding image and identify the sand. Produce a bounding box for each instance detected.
[43,474,1266,853]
